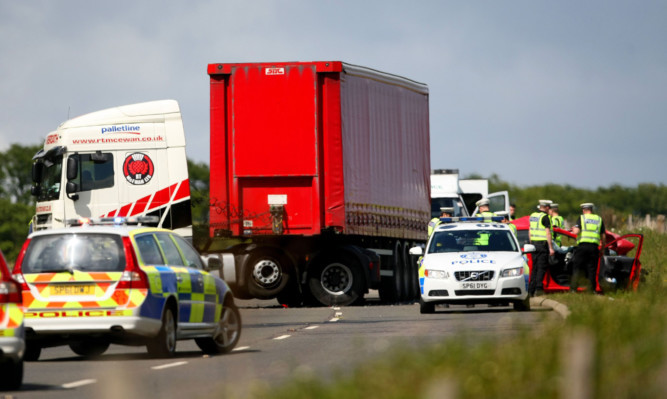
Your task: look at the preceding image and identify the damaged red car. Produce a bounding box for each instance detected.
[511,216,644,293]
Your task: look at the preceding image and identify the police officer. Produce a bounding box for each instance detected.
[475,198,495,221]
[571,203,606,292]
[550,203,564,247]
[509,203,517,221]
[528,199,554,296]
[496,210,517,237]
[428,207,454,236]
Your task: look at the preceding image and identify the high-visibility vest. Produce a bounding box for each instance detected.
[476,211,495,222]
[577,214,602,245]
[508,223,517,237]
[529,212,549,242]
[551,215,564,246]
[551,215,564,229]
[428,217,441,236]
[474,211,496,245]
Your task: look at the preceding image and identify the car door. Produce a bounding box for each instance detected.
[172,234,218,325]
[152,232,194,326]
[471,191,510,215]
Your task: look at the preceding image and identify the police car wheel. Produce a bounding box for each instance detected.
[513,297,531,312]
[0,359,23,390]
[69,340,110,358]
[419,298,435,314]
[148,307,177,358]
[196,301,242,354]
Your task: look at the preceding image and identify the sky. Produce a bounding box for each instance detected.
[1,0,665,188]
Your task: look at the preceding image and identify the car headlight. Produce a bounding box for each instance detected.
[425,269,449,279]
[501,267,524,278]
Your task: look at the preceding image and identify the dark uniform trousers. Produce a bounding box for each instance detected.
[529,241,549,296]
[571,242,600,292]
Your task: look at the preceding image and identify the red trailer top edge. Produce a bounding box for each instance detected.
[207,61,343,75]
[206,62,428,94]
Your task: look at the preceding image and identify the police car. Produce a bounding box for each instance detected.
[410,217,534,313]
[12,217,241,360]
[0,248,24,390]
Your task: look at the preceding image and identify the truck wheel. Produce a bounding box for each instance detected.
[246,252,290,299]
[403,241,417,302]
[0,359,23,390]
[277,284,303,307]
[24,343,42,362]
[308,256,363,306]
[378,241,404,304]
[147,307,177,358]
[196,299,242,354]
[411,242,422,300]
[69,340,110,358]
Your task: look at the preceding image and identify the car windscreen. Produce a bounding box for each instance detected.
[428,229,518,253]
[22,233,125,273]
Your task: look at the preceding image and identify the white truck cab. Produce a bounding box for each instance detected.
[430,169,509,218]
[30,100,191,232]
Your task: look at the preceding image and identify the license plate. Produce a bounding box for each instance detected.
[50,285,95,296]
[460,282,489,289]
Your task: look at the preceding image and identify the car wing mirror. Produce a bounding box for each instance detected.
[409,246,423,256]
[522,244,536,253]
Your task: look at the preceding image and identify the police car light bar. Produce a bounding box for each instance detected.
[66,216,161,227]
[439,216,505,223]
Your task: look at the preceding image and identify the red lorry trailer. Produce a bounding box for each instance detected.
[206,61,430,306]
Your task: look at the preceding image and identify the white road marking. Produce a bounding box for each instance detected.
[274,334,291,340]
[329,318,340,322]
[151,361,188,370]
[304,325,319,330]
[233,346,250,351]
[62,379,97,389]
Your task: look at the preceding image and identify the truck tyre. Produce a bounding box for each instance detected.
[402,241,417,302]
[147,307,177,358]
[23,343,42,362]
[69,340,110,358]
[393,240,406,302]
[276,283,304,307]
[0,358,22,390]
[307,255,364,306]
[195,298,242,354]
[245,252,291,299]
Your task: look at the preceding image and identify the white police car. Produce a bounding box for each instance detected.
[410,217,533,313]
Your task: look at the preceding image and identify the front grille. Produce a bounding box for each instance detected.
[428,290,449,297]
[454,270,494,281]
[454,290,495,296]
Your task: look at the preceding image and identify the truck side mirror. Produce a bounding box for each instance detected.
[66,181,79,201]
[67,156,78,180]
[32,162,43,183]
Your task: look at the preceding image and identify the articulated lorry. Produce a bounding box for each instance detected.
[30,61,431,306]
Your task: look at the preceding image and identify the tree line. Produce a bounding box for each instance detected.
[1,144,663,261]
[485,173,667,228]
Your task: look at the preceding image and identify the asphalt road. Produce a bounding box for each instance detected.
[7,294,557,398]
